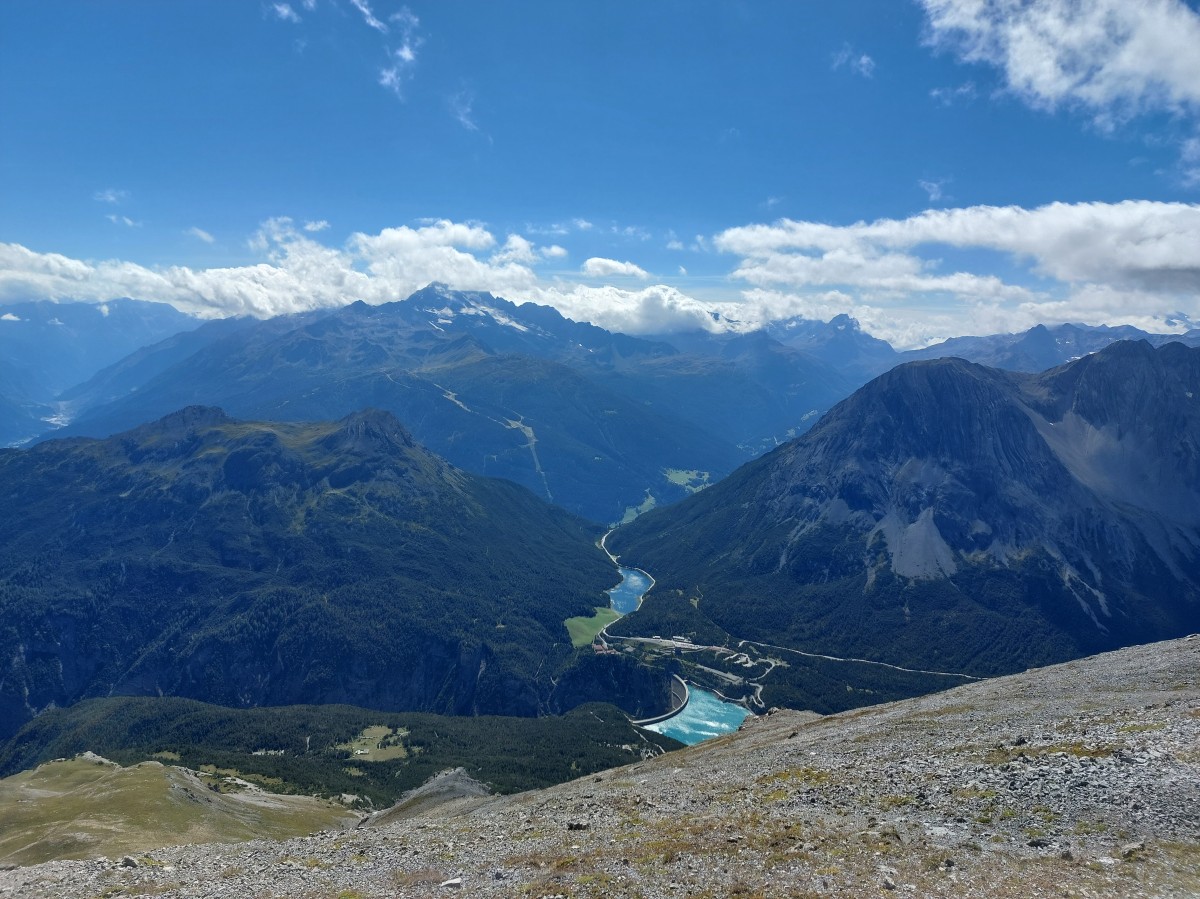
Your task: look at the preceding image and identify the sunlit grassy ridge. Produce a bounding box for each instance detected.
[0,754,354,867]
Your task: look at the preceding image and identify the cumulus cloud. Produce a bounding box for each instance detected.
[716,200,1200,346]
[490,234,537,265]
[581,257,650,279]
[187,227,215,243]
[304,219,330,232]
[1,313,21,322]
[0,216,721,337]
[524,284,721,336]
[0,219,519,319]
[920,1,1200,183]
[7,202,1199,348]
[920,0,1200,120]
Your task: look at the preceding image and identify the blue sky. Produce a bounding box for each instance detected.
[2,0,1199,347]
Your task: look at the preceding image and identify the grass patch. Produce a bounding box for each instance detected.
[565,607,622,648]
[334,726,410,762]
[663,469,711,493]
[758,766,831,787]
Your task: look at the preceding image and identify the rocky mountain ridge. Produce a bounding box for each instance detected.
[4,634,1196,897]
[611,341,1200,676]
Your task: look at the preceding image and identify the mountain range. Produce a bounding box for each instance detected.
[8,288,1200,526]
[0,299,198,445]
[3,290,1200,727]
[611,340,1200,676]
[39,286,853,522]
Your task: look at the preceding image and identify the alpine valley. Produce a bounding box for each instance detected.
[3,288,1200,874]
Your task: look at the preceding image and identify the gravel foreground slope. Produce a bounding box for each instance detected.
[4,636,1198,898]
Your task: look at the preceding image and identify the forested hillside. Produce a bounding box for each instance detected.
[0,406,626,738]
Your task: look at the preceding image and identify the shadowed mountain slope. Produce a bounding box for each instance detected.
[0,407,622,739]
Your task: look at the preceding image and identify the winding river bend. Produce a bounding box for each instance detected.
[599,534,749,745]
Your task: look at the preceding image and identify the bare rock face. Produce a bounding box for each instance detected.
[4,635,1198,897]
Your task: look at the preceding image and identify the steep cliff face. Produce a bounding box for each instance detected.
[0,408,615,739]
[613,342,1200,675]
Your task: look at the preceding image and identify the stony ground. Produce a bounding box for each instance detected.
[4,636,1198,898]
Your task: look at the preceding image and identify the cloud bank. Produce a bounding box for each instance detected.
[1,202,1198,348]
[716,201,1200,346]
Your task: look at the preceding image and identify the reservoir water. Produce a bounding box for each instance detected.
[606,567,652,614]
[603,560,750,745]
[643,687,750,745]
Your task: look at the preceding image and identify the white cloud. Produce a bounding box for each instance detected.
[0,219,521,319]
[581,257,650,279]
[187,226,215,243]
[718,201,1200,291]
[490,234,538,265]
[716,200,1200,346]
[1182,136,1200,187]
[930,81,977,106]
[919,179,947,202]
[349,0,387,33]
[611,224,651,241]
[304,219,330,232]
[919,0,1200,123]
[1,313,21,322]
[93,188,129,205]
[450,91,478,131]
[376,7,422,98]
[272,2,301,23]
[573,218,593,231]
[524,284,721,336]
[7,202,1199,349]
[107,214,140,228]
[832,43,875,78]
